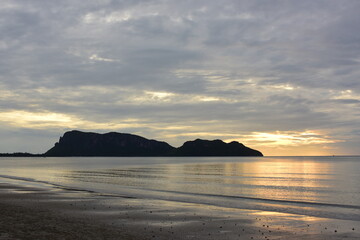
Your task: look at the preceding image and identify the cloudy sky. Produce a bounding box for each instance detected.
[1,0,360,156]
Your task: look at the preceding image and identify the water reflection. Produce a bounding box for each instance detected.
[180,160,334,202]
[1,157,360,220]
[62,158,337,204]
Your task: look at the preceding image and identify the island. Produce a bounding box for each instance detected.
[44,130,263,157]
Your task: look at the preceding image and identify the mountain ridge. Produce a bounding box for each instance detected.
[44,130,263,157]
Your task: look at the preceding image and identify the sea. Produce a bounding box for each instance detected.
[1,156,360,222]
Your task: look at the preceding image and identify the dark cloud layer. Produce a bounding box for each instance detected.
[1,0,360,155]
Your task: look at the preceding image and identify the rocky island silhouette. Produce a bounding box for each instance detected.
[44,130,263,157]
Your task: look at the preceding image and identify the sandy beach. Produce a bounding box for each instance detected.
[0,182,358,240]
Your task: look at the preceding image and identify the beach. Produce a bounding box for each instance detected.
[1,156,360,239]
[0,183,134,239]
[1,182,359,240]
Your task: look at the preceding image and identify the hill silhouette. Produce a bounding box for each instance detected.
[175,139,263,156]
[44,130,263,157]
[45,130,174,156]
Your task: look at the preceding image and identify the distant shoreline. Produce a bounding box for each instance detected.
[0,153,263,157]
[0,153,43,157]
[2,154,359,158]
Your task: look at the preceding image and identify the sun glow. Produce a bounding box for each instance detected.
[1,111,73,126]
[0,110,144,130]
[271,84,295,90]
[225,131,341,156]
[226,131,339,147]
[197,96,221,102]
[144,91,175,99]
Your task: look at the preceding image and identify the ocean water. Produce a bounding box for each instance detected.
[1,156,360,221]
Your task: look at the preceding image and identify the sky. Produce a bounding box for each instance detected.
[1,0,360,156]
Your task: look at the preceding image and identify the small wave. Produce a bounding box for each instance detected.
[133,188,360,210]
[0,174,97,194]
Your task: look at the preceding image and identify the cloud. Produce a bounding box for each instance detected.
[0,0,360,155]
[89,54,118,62]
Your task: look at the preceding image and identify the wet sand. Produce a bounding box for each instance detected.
[0,183,359,240]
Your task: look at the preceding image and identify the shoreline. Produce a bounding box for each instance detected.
[0,182,359,239]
